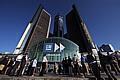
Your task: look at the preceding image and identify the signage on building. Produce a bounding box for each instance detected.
[43,43,54,52]
[43,43,65,53]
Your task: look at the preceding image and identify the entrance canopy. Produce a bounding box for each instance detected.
[29,37,79,62]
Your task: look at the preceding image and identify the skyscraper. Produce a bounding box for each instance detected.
[14,5,51,54]
[53,15,64,37]
[66,5,95,53]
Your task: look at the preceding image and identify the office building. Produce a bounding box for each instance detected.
[13,5,51,54]
[66,5,95,53]
[53,15,64,37]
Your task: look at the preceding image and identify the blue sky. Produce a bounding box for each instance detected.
[0,0,120,52]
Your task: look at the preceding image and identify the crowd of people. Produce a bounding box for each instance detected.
[52,51,120,80]
[60,55,84,77]
[0,53,37,76]
[0,51,120,80]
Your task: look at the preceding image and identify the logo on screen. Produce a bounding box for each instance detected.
[43,43,54,52]
[43,43,65,53]
[45,44,52,51]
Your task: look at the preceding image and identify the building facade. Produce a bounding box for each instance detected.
[100,44,115,52]
[66,5,95,53]
[53,15,64,37]
[29,37,79,62]
[14,5,51,54]
[13,4,96,64]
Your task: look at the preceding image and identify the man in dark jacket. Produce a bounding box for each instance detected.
[86,53,102,80]
[98,51,117,80]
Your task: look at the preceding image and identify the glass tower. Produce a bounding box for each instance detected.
[53,15,64,37]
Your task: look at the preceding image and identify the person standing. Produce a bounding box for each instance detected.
[58,62,62,75]
[62,58,65,74]
[9,53,23,76]
[6,57,15,75]
[72,54,78,76]
[81,54,89,77]
[16,54,27,76]
[31,58,37,76]
[54,62,58,74]
[68,56,73,76]
[64,57,68,75]
[86,53,102,80]
[0,56,9,74]
[98,51,117,80]
[114,51,120,68]
[39,56,48,76]
[26,58,33,76]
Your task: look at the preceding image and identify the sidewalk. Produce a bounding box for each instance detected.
[0,73,120,80]
[0,75,88,80]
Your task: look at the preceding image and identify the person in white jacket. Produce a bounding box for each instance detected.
[39,56,48,76]
[31,58,37,76]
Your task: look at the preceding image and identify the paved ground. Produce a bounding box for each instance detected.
[0,75,87,80]
[0,73,120,80]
